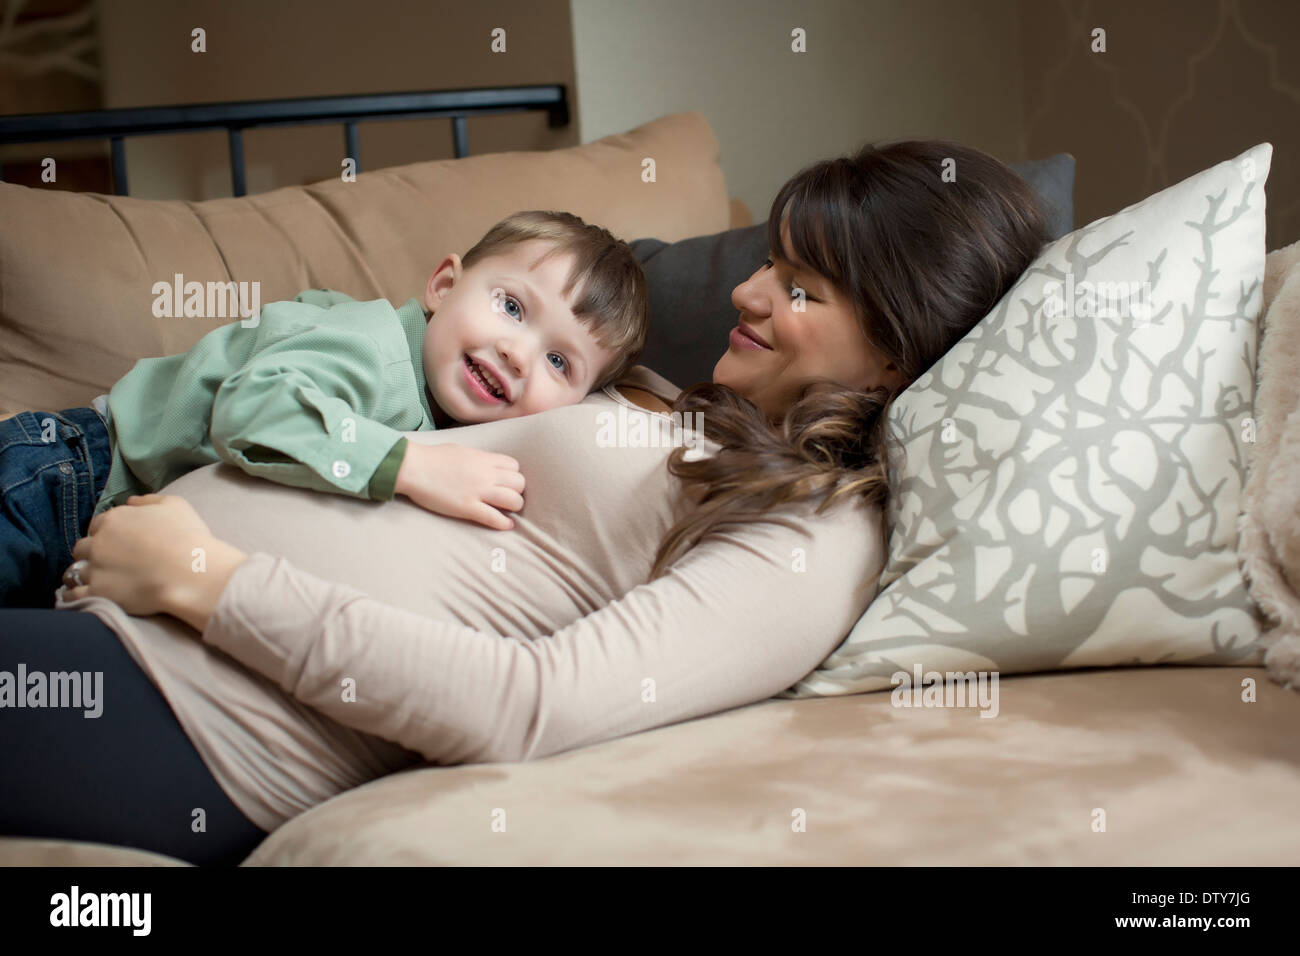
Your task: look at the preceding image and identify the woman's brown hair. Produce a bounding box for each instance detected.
[648,139,1054,580]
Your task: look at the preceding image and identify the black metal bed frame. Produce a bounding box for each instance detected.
[0,84,569,196]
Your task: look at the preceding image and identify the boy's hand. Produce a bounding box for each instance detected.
[394,442,525,530]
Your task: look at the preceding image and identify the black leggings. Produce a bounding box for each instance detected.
[0,609,269,866]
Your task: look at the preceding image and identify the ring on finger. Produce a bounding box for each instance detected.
[64,559,90,588]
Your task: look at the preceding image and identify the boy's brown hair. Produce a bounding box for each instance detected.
[460,210,649,391]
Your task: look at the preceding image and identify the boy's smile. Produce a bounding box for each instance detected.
[421,239,617,426]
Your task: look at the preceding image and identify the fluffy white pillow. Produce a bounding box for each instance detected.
[781,143,1273,698]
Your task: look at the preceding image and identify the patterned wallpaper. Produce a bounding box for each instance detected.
[1018,0,1298,252]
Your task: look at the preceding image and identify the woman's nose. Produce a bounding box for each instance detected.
[731,272,769,316]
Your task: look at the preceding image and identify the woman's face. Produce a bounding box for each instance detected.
[713,219,905,419]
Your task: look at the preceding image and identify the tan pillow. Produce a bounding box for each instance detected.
[0,111,730,413]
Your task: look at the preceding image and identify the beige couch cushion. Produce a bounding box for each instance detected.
[1240,240,1300,689]
[0,838,188,866]
[243,666,1299,865]
[5,665,1297,866]
[0,111,730,413]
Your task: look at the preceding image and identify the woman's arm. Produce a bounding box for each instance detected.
[165,545,249,633]
[185,500,886,766]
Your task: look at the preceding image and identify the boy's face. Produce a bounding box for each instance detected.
[421,239,618,425]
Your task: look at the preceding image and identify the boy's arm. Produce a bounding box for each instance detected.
[209,322,415,501]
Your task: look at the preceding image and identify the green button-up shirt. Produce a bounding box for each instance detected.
[93,289,435,516]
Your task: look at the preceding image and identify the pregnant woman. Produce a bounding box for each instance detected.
[0,139,1051,866]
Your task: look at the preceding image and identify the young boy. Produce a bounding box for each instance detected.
[0,210,649,607]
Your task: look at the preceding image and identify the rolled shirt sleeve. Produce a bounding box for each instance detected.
[209,322,417,500]
[366,437,408,501]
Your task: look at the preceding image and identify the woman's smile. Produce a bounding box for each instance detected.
[729,321,774,351]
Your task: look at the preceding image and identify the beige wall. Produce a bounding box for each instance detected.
[1019,0,1299,252]
[95,0,1030,215]
[572,0,1025,227]
[12,0,1295,252]
[93,0,579,199]
[572,0,1299,250]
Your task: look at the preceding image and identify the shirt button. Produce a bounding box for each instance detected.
[331,460,351,479]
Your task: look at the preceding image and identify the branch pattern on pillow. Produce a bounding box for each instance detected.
[781,143,1273,698]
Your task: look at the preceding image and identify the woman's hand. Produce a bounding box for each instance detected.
[62,494,248,631]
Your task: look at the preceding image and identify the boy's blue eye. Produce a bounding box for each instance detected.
[503,293,571,377]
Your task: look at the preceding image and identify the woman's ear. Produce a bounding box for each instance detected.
[424,253,463,314]
[883,361,909,393]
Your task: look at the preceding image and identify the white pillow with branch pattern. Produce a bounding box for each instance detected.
[781,143,1273,698]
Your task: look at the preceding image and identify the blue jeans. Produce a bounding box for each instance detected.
[0,406,112,608]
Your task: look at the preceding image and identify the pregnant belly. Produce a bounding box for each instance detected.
[155,400,688,641]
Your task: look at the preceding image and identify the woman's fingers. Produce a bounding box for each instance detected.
[60,551,92,596]
[72,535,92,560]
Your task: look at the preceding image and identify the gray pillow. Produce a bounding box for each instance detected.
[630,154,1075,389]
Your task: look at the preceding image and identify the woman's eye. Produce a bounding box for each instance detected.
[760,259,806,300]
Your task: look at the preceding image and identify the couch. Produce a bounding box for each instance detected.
[2,111,1298,866]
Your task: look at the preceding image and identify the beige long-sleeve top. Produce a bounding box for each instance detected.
[55,366,886,833]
